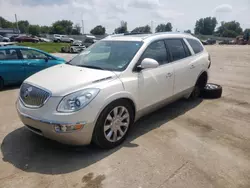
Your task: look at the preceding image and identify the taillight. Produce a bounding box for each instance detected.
[208,54,211,69]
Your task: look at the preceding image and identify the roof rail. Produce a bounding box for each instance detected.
[124,32,151,36]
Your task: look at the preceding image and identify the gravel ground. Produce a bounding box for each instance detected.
[0,45,250,188]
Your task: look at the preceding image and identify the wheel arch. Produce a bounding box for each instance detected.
[195,71,208,88]
[94,93,137,127]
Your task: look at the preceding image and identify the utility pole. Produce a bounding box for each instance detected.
[15,14,19,33]
[82,20,84,34]
[151,20,154,33]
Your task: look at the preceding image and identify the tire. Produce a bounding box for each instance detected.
[201,83,222,99]
[92,99,134,149]
[61,47,65,53]
[0,77,4,91]
[70,48,74,53]
[57,39,61,43]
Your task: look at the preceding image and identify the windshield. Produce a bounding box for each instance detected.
[69,40,143,71]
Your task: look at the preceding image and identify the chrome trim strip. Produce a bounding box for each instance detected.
[17,107,86,126]
[92,76,113,83]
[19,82,52,109]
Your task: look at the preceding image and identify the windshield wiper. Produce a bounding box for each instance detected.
[66,60,72,65]
[78,65,104,70]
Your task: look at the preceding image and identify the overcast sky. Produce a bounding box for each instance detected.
[0,0,249,33]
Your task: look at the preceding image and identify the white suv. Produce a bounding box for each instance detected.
[17,33,211,148]
[53,34,74,43]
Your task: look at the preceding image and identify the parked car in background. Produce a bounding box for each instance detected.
[15,36,39,43]
[16,32,211,149]
[0,35,10,42]
[83,37,96,47]
[53,34,74,43]
[61,40,86,53]
[39,37,51,42]
[0,46,65,90]
[9,34,20,42]
[201,38,216,45]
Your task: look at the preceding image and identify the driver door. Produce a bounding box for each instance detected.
[137,40,174,111]
[20,49,48,78]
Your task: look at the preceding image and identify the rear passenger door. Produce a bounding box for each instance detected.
[165,39,198,95]
[0,49,25,84]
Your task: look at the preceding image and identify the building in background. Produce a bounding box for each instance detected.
[0,28,20,37]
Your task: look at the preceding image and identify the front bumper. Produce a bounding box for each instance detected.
[17,105,95,146]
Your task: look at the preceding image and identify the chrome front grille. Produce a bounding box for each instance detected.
[20,83,51,108]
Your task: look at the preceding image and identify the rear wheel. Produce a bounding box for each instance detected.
[188,85,201,99]
[188,72,208,100]
[92,100,134,149]
[0,77,4,91]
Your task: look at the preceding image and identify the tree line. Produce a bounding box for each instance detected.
[0,16,249,38]
[0,17,81,36]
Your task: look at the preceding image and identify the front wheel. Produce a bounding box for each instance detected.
[92,100,134,149]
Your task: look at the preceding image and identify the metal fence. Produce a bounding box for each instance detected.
[45,34,108,41]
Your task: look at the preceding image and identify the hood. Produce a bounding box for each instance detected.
[25,64,118,96]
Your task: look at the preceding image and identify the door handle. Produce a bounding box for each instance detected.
[166,73,173,78]
[190,65,195,69]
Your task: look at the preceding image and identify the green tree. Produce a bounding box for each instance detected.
[17,20,29,34]
[131,25,151,33]
[184,29,191,34]
[155,23,172,32]
[28,25,40,36]
[216,21,243,38]
[72,24,81,35]
[244,29,250,41]
[194,17,217,35]
[51,20,73,34]
[114,21,128,34]
[0,16,14,28]
[40,26,51,34]
[90,25,106,35]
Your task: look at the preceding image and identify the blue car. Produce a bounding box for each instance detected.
[0,46,65,90]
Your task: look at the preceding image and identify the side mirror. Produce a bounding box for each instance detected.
[44,57,49,62]
[139,58,159,70]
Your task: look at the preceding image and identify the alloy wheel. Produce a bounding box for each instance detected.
[104,106,130,142]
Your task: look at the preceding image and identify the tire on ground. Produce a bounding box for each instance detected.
[201,83,222,99]
[92,99,134,149]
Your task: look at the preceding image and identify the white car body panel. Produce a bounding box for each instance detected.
[17,32,210,145]
[24,64,119,96]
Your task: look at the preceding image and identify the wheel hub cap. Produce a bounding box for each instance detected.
[104,106,130,143]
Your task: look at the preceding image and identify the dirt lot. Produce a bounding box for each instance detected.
[0,45,250,188]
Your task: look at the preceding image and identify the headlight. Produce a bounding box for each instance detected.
[57,88,100,113]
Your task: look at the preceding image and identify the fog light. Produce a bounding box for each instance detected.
[54,123,84,133]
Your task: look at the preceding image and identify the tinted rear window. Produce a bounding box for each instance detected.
[165,39,187,62]
[187,39,204,54]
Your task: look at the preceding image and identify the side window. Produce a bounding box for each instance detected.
[20,49,48,60]
[165,39,187,62]
[0,49,19,60]
[140,40,168,65]
[186,39,204,54]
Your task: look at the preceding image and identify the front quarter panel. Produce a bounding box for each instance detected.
[88,78,137,124]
